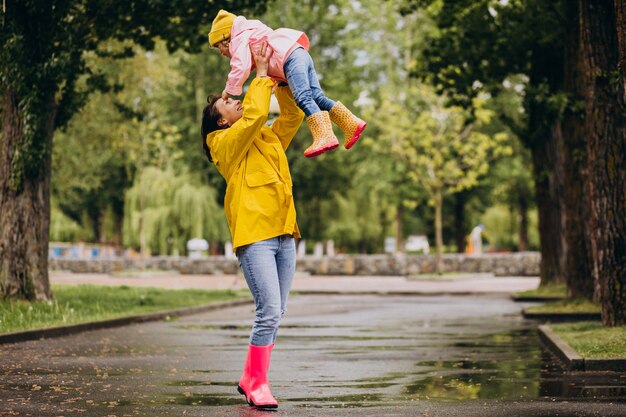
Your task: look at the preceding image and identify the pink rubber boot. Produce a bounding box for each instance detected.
[237,344,278,409]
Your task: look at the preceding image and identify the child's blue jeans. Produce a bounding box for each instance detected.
[236,234,296,346]
[283,47,335,117]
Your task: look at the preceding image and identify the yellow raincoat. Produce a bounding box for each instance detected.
[206,78,304,250]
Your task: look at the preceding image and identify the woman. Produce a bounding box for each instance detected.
[201,42,303,410]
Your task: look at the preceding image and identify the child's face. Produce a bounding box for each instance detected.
[216,39,231,58]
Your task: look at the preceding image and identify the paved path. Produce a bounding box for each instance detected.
[50,271,540,295]
[1,294,624,416]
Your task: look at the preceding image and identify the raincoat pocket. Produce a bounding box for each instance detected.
[246,170,280,188]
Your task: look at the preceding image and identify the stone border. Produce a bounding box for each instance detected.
[0,298,252,345]
[522,309,601,322]
[538,325,626,372]
[295,290,511,296]
[511,295,565,302]
[49,252,541,277]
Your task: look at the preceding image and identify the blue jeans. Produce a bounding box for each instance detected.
[283,47,335,117]
[236,235,296,346]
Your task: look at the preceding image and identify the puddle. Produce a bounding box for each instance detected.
[166,379,215,387]
[398,328,542,401]
[289,393,386,408]
[539,350,626,401]
[166,393,244,406]
[330,327,626,404]
[402,369,539,401]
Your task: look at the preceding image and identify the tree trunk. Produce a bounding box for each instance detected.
[580,0,626,326]
[561,0,596,300]
[616,0,626,101]
[379,204,390,254]
[527,38,566,287]
[517,190,529,251]
[530,125,565,286]
[395,204,404,253]
[0,89,54,301]
[434,189,443,274]
[113,211,123,247]
[453,191,467,253]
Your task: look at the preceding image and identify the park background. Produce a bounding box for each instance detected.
[0,0,624,327]
[46,1,538,259]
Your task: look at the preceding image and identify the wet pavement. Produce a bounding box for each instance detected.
[1,294,625,417]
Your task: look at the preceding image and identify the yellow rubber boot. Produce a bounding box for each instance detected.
[329,101,367,149]
[304,111,339,158]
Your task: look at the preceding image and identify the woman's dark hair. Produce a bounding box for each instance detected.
[200,95,225,163]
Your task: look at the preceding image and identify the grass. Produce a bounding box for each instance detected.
[527,298,600,314]
[551,322,626,358]
[515,283,567,299]
[0,285,249,335]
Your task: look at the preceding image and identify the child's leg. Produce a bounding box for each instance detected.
[306,59,335,112]
[284,48,321,117]
[284,48,338,157]
[288,49,366,151]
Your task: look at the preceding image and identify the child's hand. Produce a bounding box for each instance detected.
[221,89,229,101]
[251,41,273,78]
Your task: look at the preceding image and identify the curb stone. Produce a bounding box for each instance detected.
[511,295,565,302]
[522,308,601,322]
[538,324,626,372]
[0,298,252,345]
[295,290,515,296]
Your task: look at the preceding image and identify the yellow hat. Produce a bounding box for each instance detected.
[209,10,236,46]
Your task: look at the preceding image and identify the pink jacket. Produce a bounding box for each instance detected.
[225,16,310,96]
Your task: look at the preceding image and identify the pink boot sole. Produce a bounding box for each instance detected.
[304,139,339,158]
[238,385,278,409]
[345,121,367,149]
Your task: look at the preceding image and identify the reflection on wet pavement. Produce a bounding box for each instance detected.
[0,294,625,417]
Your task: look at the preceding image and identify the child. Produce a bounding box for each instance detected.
[208,9,366,158]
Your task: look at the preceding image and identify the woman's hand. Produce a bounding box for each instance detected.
[251,41,273,78]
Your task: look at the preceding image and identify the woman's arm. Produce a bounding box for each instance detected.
[212,78,273,174]
[211,42,274,176]
[271,85,305,150]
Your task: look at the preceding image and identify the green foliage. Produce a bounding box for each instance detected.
[123,167,228,255]
[372,81,511,202]
[404,0,569,147]
[51,39,229,243]
[480,204,539,251]
[323,164,393,253]
[1,0,268,192]
[52,87,130,242]
[50,198,94,242]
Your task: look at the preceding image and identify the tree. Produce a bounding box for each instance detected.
[560,1,594,299]
[374,83,511,272]
[579,0,626,326]
[404,0,595,291]
[0,0,268,301]
[52,88,131,246]
[123,167,227,255]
